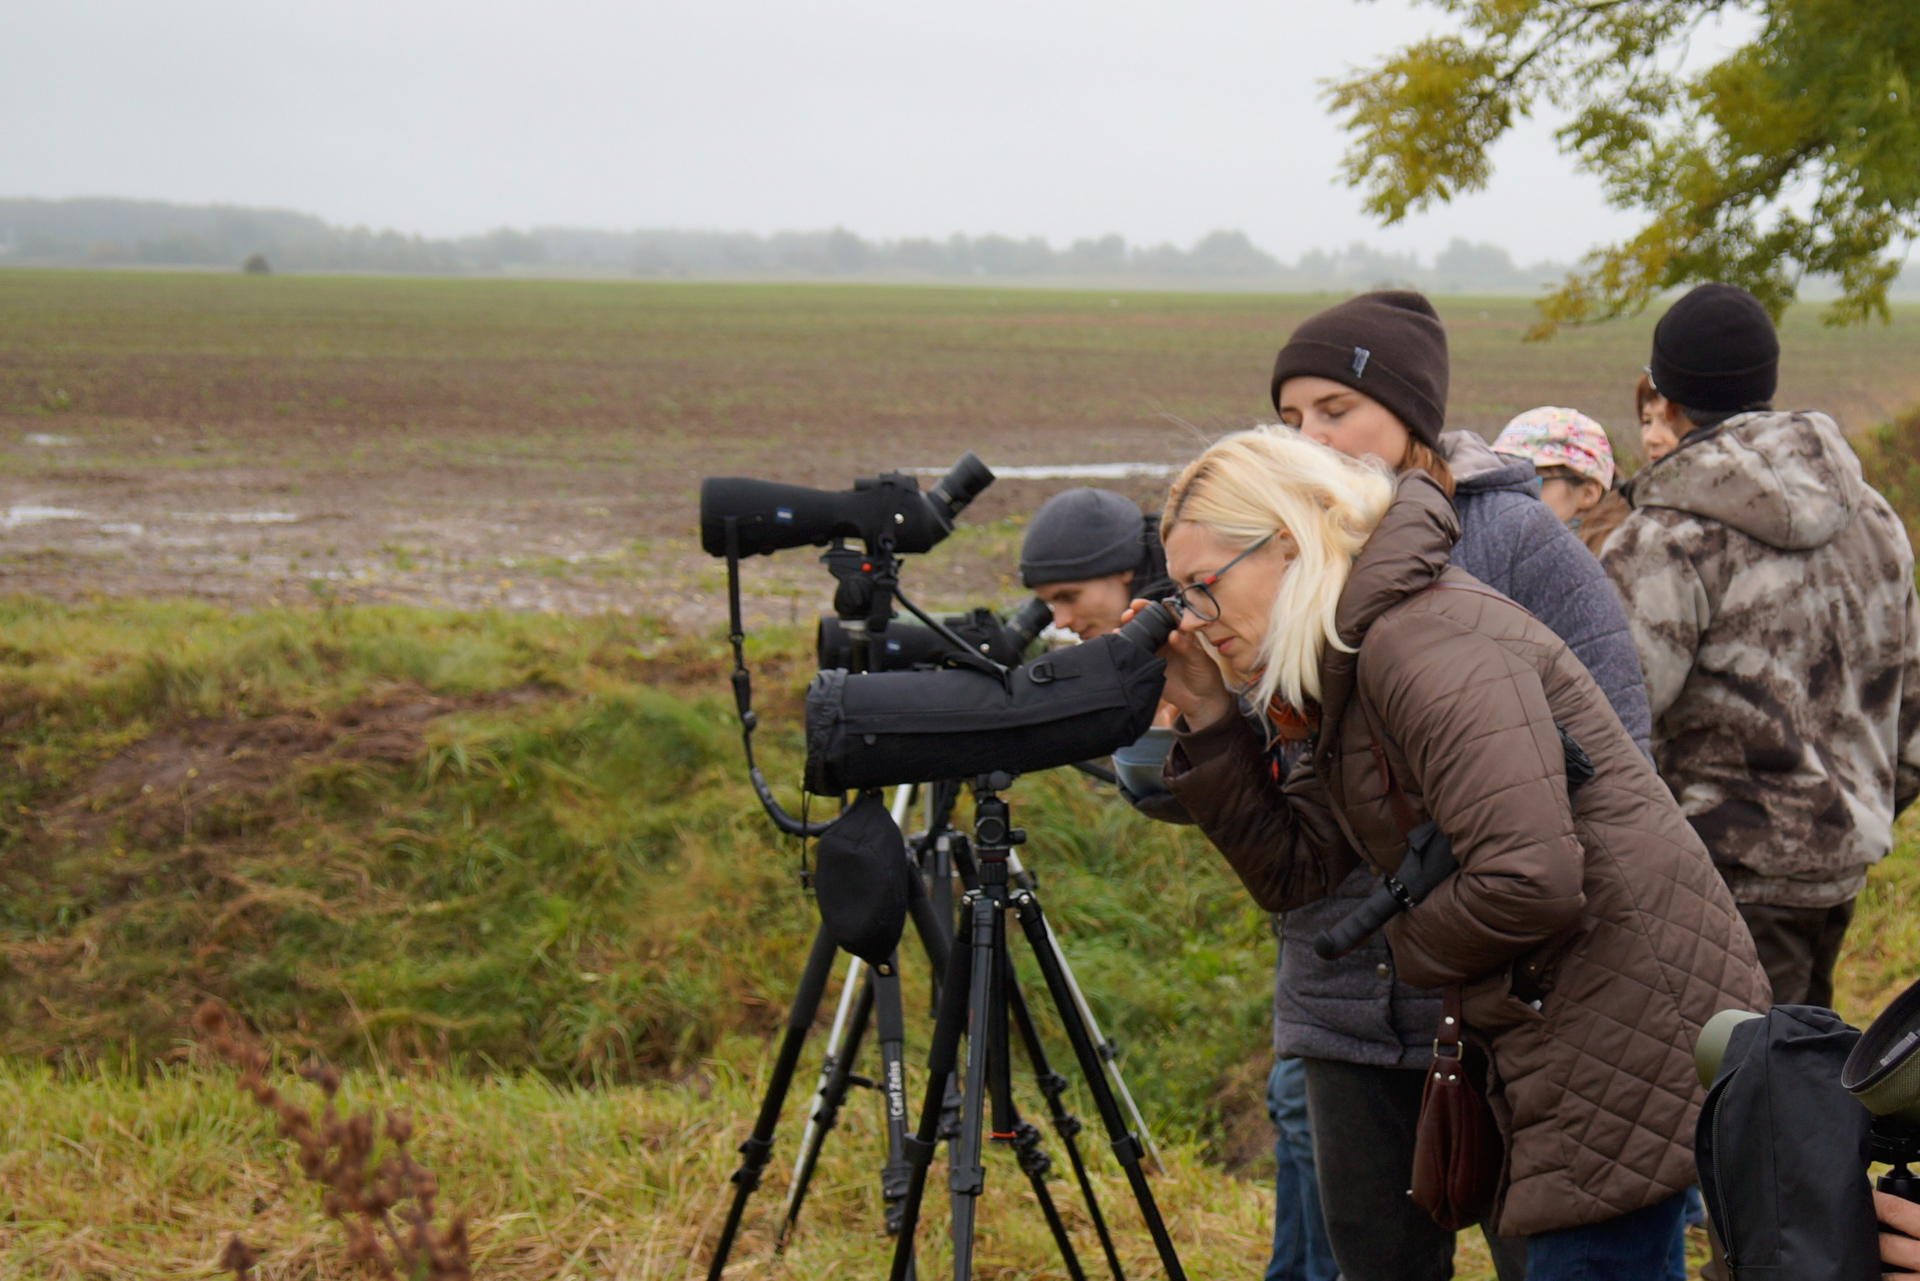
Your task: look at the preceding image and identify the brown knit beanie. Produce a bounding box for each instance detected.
[1269,290,1450,447]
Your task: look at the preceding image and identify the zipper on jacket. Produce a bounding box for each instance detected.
[1701,1072,1737,1270]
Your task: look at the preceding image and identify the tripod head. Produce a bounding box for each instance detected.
[968,773,1025,890]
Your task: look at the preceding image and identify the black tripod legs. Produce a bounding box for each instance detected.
[1007,976,1125,1280]
[989,936,1088,1281]
[708,926,839,1281]
[948,892,998,1280]
[889,893,980,1281]
[779,964,876,1250]
[892,883,1161,1281]
[1011,888,1187,1281]
[874,957,915,1233]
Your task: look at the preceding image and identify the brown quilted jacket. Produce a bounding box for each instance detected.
[1163,473,1770,1237]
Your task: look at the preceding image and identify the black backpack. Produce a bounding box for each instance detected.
[1695,1005,1880,1279]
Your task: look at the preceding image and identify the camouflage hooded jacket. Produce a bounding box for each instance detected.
[1601,411,1920,907]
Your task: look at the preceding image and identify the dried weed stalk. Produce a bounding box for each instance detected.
[195,1002,473,1279]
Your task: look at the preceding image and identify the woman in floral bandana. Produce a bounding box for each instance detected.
[1491,406,1632,554]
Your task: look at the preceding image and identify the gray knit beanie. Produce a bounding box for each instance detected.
[1020,488,1146,588]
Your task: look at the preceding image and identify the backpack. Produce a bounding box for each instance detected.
[1695,1005,1880,1279]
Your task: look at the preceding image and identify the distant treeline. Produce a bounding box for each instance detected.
[5,196,1909,295]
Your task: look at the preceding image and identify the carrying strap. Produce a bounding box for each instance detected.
[1435,984,1464,1062]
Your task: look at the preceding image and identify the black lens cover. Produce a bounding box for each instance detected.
[812,792,910,965]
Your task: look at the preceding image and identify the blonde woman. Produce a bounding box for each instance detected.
[1141,427,1768,1280]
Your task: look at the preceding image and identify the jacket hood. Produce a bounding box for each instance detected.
[1631,411,1863,551]
[1313,472,1458,776]
[1443,429,1538,497]
[1335,471,1460,647]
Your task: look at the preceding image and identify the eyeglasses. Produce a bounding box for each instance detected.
[1169,534,1274,622]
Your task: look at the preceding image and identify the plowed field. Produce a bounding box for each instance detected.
[3,270,1916,627]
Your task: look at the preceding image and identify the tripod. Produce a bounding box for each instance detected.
[889,775,1187,1281]
[707,778,1161,1279]
[708,521,1165,1276]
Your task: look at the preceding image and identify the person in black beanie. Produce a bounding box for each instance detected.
[1603,283,1920,1014]
[1019,487,1171,640]
[1644,281,1780,432]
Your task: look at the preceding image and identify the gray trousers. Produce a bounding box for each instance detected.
[1736,898,1855,1009]
[1301,1057,1529,1281]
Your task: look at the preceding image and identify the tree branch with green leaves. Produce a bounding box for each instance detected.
[1326,0,1920,334]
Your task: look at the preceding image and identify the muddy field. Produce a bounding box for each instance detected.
[2,269,1917,628]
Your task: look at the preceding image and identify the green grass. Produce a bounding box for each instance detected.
[0,1043,1281,1279]
[0,597,1275,1150]
[2,815,1912,1279]
[0,594,1914,1278]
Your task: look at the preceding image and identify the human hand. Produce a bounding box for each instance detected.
[1877,1190,1920,1275]
[1123,599,1234,729]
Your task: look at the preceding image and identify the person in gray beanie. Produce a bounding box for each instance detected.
[1019,487,1172,640]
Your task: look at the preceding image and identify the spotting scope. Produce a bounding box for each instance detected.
[700,452,994,558]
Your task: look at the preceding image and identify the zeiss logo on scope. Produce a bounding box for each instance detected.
[775,507,794,524]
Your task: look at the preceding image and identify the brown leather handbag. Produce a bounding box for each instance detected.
[1366,723,1505,1231]
[1410,985,1503,1230]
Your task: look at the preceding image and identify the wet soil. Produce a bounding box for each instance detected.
[3,273,1914,629]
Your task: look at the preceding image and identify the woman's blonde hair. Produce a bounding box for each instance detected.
[1162,428,1396,710]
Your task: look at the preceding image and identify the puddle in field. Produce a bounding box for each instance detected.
[1,505,91,527]
[169,511,301,524]
[23,434,77,447]
[98,523,144,536]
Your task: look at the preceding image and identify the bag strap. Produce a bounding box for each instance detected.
[1435,983,1464,1061]
[1367,706,1471,1043]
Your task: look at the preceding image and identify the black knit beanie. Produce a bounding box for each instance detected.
[1020,488,1145,588]
[1649,283,1779,413]
[1269,290,1449,447]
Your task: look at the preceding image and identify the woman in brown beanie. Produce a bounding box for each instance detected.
[1216,291,1652,1280]
[1137,427,1767,1280]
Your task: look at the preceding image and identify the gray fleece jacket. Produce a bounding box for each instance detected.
[1269,432,1652,1067]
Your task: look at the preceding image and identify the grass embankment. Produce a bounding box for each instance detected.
[5,810,1914,1278]
[0,598,1273,1127]
[0,596,1284,1272]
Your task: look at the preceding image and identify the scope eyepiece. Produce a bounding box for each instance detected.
[1004,597,1054,650]
[1116,599,1179,652]
[925,451,994,527]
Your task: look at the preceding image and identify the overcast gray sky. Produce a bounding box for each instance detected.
[5,0,1721,263]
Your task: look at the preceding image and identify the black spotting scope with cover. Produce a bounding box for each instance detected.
[804,601,1178,794]
[701,451,998,836]
[817,598,1053,673]
[1684,975,1920,1276]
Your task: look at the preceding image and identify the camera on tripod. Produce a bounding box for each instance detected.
[700,450,1179,807]
[700,453,994,561]
[698,452,1189,1281]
